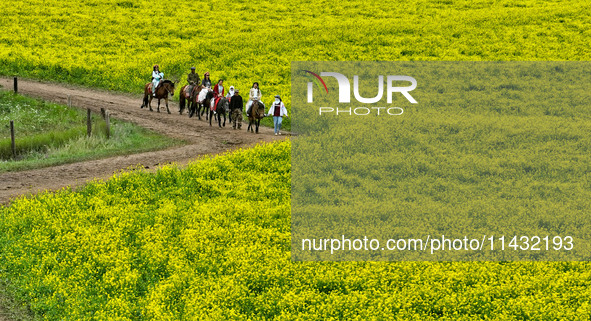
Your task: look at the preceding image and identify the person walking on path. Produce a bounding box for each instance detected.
[267,94,287,135]
[229,89,244,130]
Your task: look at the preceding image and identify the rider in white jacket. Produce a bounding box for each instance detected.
[151,65,164,97]
[246,82,265,116]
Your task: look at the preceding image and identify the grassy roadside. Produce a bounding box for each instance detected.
[0,90,180,173]
[0,279,38,321]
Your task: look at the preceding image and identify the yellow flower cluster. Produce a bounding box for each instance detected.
[1,141,591,319]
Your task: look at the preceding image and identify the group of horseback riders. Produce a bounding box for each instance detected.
[147,65,287,134]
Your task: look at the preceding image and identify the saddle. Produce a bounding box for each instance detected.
[148,83,160,95]
[211,97,221,111]
[183,85,194,99]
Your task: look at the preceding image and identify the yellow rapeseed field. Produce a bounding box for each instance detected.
[1,0,590,128]
[1,141,590,319]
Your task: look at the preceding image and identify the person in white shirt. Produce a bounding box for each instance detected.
[226,86,235,100]
[267,94,288,135]
[151,65,164,97]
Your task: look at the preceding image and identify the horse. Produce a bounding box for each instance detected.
[140,80,175,114]
[193,88,214,120]
[209,96,229,127]
[179,84,189,114]
[180,84,202,115]
[247,100,266,133]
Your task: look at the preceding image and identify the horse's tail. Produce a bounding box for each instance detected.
[141,83,150,108]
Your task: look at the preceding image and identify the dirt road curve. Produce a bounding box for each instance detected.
[0,77,286,204]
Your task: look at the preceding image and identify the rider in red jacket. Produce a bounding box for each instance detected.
[214,79,225,97]
[212,79,225,113]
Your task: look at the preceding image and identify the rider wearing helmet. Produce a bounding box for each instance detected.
[187,67,200,86]
[186,67,200,98]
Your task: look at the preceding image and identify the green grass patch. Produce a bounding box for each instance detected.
[0,90,179,172]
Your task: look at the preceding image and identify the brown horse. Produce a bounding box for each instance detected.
[247,100,265,133]
[190,86,208,119]
[180,84,202,115]
[141,80,175,113]
[192,88,214,121]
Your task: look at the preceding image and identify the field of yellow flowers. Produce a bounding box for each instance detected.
[1,0,590,130]
[1,141,590,320]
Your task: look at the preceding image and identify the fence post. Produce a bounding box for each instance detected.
[10,120,16,158]
[87,108,92,137]
[13,77,17,94]
[105,110,110,139]
[67,95,72,107]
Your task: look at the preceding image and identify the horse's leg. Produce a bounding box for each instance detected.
[222,113,226,127]
[209,110,213,126]
[149,96,153,112]
[179,96,184,114]
[157,98,161,113]
[256,119,260,134]
[166,98,171,114]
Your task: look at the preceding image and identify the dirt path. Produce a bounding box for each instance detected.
[0,77,286,204]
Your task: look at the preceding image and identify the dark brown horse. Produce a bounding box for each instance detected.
[247,100,265,133]
[192,88,214,121]
[180,84,202,115]
[141,80,175,113]
[210,96,229,127]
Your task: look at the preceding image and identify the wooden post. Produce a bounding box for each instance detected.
[10,120,16,158]
[67,95,72,107]
[87,108,92,137]
[105,111,110,139]
[13,77,17,93]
